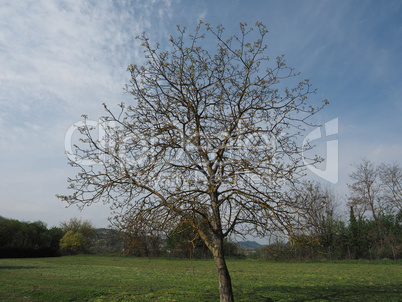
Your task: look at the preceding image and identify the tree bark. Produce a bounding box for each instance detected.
[213,237,234,302]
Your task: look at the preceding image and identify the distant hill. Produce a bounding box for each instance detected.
[238,241,265,249]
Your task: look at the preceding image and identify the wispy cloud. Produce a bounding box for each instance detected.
[0,0,179,226]
[0,0,179,153]
[0,0,401,227]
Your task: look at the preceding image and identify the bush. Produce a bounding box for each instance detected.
[59,218,96,254]
[59,231,87,255]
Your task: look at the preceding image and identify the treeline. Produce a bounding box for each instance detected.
[0,217,63,258]
[0,215,234,259]
[262,159,402,261]
[112,160,402,261]
[261,207,402,261]
[116,159,402,261]
[2,159,401,260]
[0,217,107,258]
[121,221,239,259]
[117,159,402,261]
[120,208,402,261]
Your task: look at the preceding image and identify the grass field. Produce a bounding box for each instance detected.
[1,255,401,301]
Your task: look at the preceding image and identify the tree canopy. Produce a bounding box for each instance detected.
[58,22,327,301]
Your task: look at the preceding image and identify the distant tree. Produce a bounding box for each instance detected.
[297,182,342,257]
[0,218,62,257]
[165,220,211,258]
[58,22,327,301]
[348,159,382,220]
[347,159,402,255]
[60,218,96,253]
[48,227,65,253]
[115,214,164,257]
[298,182,339,236]
[379,162,402,212]
[376,210,402,259]
[60,230,87,255]
[347,206,370,259]
[123,231,163,257]
[60,218,96,239]
[91,228,124,254]
[0,218,22,249]
[27,221,49,249]
[223,239,242,258]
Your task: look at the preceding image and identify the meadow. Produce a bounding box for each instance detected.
[1,255,401,301]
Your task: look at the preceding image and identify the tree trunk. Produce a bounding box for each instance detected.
[213,237,234,302]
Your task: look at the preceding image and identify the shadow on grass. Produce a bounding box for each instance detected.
[248,283,402,301]
[0,266,40,270]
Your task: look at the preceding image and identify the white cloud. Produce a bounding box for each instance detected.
[0,0,179,142]
[1,0,401,227]
[0,0,177,117]
[0,0,179,226]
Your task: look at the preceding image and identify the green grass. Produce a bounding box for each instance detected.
[1,256,401,301]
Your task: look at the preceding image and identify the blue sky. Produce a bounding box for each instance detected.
[1,0,401,228]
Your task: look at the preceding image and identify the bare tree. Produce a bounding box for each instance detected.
[58,22,327,302]
[300,182,340,238]
[348,159,382,220]
[379,162,402,212]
